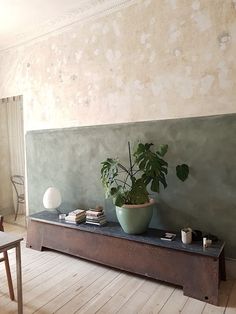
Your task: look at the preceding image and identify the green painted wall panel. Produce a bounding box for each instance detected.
[26,114,236,258]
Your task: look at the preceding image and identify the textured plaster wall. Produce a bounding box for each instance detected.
[0,103,14,215]
[0,0,236,131]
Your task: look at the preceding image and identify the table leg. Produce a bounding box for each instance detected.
[3,251,15,300]
[16,243,23,314]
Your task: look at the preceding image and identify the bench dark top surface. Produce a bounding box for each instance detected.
[29,210,225,258]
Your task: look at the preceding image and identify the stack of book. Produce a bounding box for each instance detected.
[65,209,86,224]
[86,206,107,226]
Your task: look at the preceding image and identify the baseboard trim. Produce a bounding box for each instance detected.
[226,258,236,279]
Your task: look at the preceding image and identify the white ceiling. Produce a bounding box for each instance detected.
[0,0,115,51]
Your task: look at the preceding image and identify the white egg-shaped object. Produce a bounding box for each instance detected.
[43,187,62,209]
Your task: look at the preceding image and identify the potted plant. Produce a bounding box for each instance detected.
[101,142,189,234]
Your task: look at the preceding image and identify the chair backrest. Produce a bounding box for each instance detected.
[10,175,24,197]
[0,215,4,232]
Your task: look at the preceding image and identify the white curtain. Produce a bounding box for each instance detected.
[6,96,25,214]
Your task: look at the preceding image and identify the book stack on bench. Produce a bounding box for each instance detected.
[86,207,107,226]
[65,209,86,224]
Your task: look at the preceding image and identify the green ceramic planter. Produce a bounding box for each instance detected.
[115,199,154,234]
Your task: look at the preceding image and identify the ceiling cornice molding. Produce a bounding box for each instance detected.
[0,0,138,53]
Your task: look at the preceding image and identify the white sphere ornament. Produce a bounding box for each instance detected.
[43,187,62,210]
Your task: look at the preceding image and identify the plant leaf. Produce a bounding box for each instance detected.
[113,189,125,207]
[100,158,119,198]
[157,144,168,157]
[176,164,189,182]
[129,178,149,204]
[101,142,189,205]
[151,177,159,192]
[110,187,118,196]
[158,173,167,189]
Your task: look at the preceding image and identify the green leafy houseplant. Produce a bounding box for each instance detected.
[101,142,189,207]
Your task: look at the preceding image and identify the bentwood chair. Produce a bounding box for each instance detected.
[10,175,25,221]
[0,216,15,300]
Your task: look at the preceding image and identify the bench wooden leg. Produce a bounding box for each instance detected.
[182,256,220,305]
[183,283,219,305]
[219,248,226,281]
[3,251,15,301]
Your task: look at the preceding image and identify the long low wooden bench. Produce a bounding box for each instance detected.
[26,210,225,305]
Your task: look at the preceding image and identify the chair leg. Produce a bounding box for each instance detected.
[15,200,19,221]
[3,252,15,301]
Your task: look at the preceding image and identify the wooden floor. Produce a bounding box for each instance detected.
[1,223,236,314]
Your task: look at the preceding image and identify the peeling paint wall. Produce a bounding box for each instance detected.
[0,0,235,131]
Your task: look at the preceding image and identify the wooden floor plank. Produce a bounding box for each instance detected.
[75,273,131,314]
[116,279,158,314]
[0,255,93,314]
[23,254,83,292]
[23,261,99,314]
[35,264,109,313]
[158,288,188,314]
[96,276,145,314]
[225,281,236,314]
[181,297,206,314]
[138,282,175,314]
[55,268,121,313]
[0,251,66,296]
